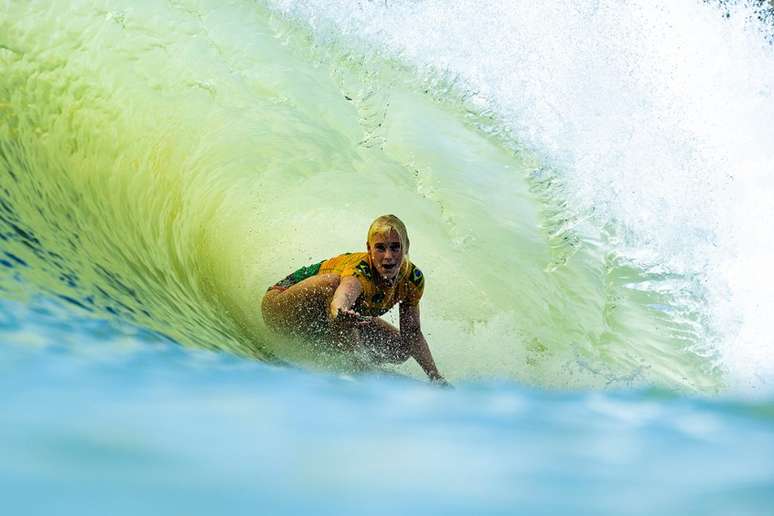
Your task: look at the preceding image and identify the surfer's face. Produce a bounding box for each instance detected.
[368,229,404,282]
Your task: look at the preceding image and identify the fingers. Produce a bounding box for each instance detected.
[336,308,372,325]
[430,375,453,389]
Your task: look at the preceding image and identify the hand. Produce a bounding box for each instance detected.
[429,373,453,389]
[335,308,372,326]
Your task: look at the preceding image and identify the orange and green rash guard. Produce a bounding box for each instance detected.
[269,252,425,317]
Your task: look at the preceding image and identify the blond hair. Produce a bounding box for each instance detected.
[367,215,411,280]
[367,214,410,254]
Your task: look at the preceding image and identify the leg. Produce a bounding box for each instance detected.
[261,273,340,338]
[357,317,411,365]
[262,275,410,364]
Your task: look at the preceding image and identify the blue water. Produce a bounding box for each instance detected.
[0,296,772,514]
[2,0,774,513]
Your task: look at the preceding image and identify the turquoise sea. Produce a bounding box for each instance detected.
[1,0,774,513]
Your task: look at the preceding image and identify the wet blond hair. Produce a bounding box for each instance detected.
[367,215,410,278]
[367,214,410,253]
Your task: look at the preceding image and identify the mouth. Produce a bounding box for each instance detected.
[381,263,397,273]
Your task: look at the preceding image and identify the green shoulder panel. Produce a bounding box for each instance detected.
[408,263,424,289]
[274,260,323,289]
[355,259,373,280]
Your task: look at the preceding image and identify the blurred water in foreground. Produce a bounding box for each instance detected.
[1,296,773,515]
[2,0,774,513]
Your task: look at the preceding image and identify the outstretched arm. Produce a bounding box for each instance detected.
[329,275,363,320]
[327,275,369,353]
[399,303,448,385]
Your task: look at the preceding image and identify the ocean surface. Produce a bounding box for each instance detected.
[1,0,773,513]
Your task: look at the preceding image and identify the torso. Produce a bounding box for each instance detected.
[318,252,424,316]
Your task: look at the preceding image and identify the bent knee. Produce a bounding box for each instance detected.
[389,348,411,364]
[395,342,412,363]
[261,290,285,331]
[373,339,411,365]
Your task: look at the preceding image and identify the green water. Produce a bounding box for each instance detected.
[0,0,720,390]
[4,2,774,515]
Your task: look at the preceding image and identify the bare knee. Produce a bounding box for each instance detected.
[386,339,411,364]
[360,321,411,364]
[368,343,411,365]
[260,274,341,334]
[261,290,284,331]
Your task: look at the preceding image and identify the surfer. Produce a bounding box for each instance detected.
[261,214,449,386]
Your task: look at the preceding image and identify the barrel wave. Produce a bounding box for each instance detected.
[1,0,749,390]
[3,1,774,514]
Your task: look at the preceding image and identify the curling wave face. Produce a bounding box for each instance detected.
[6,0,771,391]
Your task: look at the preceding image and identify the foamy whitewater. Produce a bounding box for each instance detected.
[269,0,774,391]
[1,0,773,514]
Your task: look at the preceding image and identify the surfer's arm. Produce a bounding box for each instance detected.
[328,275,371,353]
[329,275,363,321]
[399,303,447,385]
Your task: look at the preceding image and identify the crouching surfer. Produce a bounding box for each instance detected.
[261,214,449,386]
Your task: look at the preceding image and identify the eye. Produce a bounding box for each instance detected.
[374,244,386,251]
[389,243,401,252]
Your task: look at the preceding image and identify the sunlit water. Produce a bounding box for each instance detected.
[1,0,773,513]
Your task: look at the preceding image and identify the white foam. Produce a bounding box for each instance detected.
[267,0,774,391]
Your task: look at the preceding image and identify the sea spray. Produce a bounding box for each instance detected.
[266,0,774,392]
[2,0,757,390]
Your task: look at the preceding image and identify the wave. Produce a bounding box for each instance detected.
[3,0,770,391]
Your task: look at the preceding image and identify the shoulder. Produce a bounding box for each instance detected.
[350,253,373,280]
[400,261,424,306]
[323,252,368,272]
[327,252,376,287]
[406,261,425,289]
